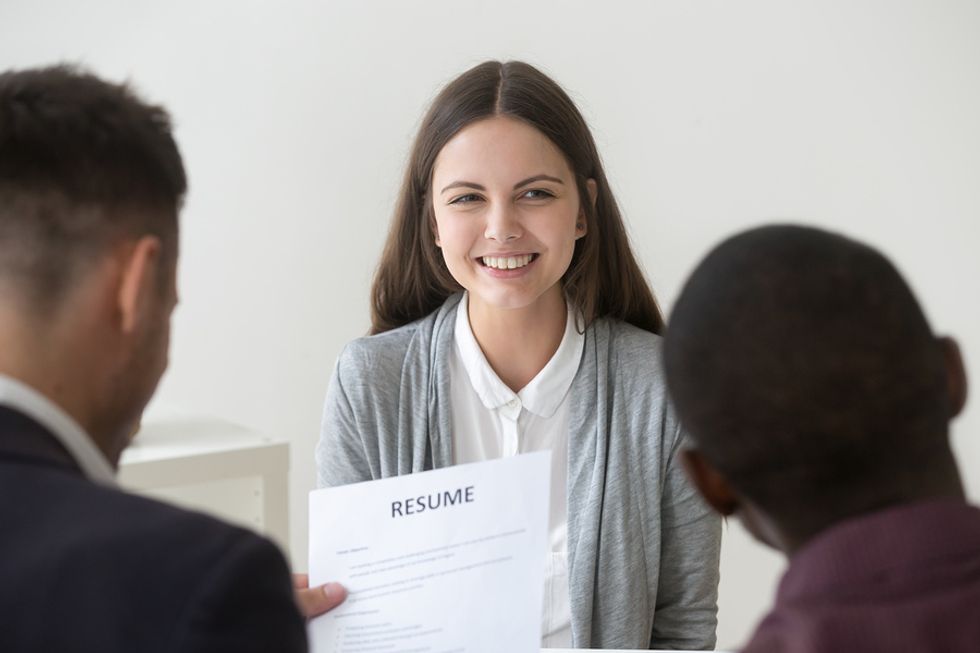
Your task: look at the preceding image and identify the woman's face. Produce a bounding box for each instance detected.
[431,116,591,316]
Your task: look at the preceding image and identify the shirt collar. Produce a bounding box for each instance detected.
[0,373,117,486]
[453,293,584,418]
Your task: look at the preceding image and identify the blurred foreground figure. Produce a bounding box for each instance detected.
[0,65,309,652]
[665,225,979,652]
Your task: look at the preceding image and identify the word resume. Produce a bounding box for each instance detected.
[308,452,551,653]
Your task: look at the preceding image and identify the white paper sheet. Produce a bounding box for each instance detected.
[308,451,551,653]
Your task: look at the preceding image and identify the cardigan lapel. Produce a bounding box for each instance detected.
[396,293,461,475]
[565,318,608,648]
[427,294,460,470]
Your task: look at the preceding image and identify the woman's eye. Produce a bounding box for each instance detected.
[449,193,482,205]
[522,189,554,200]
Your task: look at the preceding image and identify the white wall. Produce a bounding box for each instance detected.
[2,1,978,648]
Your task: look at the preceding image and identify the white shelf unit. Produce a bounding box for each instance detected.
[118,414,290,554]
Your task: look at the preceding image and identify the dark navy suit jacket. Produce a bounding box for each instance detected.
[0,405,307,652]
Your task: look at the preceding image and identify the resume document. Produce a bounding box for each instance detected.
[308,451,551,653]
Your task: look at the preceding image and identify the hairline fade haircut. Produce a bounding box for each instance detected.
[663,224,950,524]
[370,60,663,335]
[0,64,186,314]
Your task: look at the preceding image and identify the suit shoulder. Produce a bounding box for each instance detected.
[75,480,274,561]
[113,491,306,651]
[0,467,303,652]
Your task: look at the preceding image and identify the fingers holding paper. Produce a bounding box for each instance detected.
[293,573,347,618]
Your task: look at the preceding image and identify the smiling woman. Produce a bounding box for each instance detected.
[316,60,721,650]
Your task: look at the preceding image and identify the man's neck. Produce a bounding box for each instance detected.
[779,458,966,554]
[0,314,114,464]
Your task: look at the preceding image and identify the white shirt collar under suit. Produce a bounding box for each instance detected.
[0,373,116,486]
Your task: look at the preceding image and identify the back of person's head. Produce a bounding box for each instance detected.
[664,224,965,546]
[0,64,186,316]
[0,64,187,462]
[371,60,663,335]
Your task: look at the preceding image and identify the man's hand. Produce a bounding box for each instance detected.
[293,573,347,618]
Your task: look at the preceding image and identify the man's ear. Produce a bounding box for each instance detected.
[680,448,739,517]
[940,336,968,418]
[117,236,162,334]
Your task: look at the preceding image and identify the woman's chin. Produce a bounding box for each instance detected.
[465,283,565,316]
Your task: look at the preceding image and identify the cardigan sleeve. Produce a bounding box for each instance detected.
[316,345,379,487]
[650,419,722,650]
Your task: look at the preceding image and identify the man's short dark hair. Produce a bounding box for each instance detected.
[0,64,186,310]
[664,225,949,525]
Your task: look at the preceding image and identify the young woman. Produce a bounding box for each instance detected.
[317,61,720,649]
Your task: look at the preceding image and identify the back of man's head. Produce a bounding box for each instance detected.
[1,65,188,461]
[664,225,963,545]
[0,64,186,315]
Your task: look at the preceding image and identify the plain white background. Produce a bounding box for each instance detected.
[2,1,978,648]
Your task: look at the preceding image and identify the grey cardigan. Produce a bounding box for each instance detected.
[317,294,721,649]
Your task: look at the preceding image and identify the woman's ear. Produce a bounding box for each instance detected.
[586,178,598,210]
[427,205,442,248]
[576,179,598,240]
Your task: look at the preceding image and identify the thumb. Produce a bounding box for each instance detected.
[296,582,347,618]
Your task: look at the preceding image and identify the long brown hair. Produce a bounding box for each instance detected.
[371,60,664,335]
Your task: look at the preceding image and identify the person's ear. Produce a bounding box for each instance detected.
[575,179,597,240]
[680,448,739,516]
[586,178,598,210]
[939,336,968,418]
[427,206,442,248]
[117,236,162,334]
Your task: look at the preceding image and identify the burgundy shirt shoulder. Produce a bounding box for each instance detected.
[742,498,980,653]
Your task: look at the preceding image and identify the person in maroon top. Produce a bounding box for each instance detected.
[663,225,980,652]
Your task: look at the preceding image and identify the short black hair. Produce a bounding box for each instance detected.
[0,64,186,310]
[664,225,949,524]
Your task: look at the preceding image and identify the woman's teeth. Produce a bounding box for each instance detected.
[482,254,534,270]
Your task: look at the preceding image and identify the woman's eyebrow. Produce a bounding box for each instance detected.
[440,175,564,194]
[440,181,486,194]
[513,174,563,189]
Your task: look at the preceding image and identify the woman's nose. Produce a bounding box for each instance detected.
[484,203,522,242]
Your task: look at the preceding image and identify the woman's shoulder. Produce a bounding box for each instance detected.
[590,316,671,398]
[594,317,666,362]
[591,318,680,441]
[335,321,424,376]
[335,295,460,377]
